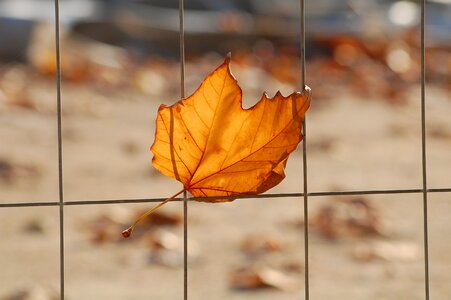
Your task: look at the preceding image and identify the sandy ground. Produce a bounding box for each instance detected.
[0,58,450,300]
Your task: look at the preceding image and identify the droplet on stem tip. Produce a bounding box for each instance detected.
[122,228,132,238]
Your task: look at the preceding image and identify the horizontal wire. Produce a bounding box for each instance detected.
[1,187,450,208]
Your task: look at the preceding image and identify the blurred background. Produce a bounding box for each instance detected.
[0,0,450,299]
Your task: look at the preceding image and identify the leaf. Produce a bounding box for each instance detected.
[240,234,283,256]
[151,55,311,200]
[352,241,420,263]
[309,197,389,240]
[230,267,298,291]
[123,55,310,237]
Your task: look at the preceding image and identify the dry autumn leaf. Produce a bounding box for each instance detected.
[123,55,311,237]
[230,267,298,291]
[152,55,311,197]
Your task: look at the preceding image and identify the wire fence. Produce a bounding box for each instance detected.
[1,0,450,299]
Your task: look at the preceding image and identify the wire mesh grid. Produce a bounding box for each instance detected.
[0,0,450,299]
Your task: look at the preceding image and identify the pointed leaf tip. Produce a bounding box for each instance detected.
[226,52,232,59]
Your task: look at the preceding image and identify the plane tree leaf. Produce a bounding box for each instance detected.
[123,55,311,238]
[151,56,311,201]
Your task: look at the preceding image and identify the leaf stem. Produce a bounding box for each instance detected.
[122,189,185,238]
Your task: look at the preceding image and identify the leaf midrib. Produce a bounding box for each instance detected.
[186,72,228,185]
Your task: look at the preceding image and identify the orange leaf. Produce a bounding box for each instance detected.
[151,55,311,201]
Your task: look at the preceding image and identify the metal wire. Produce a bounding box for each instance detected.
[178,0,188,299]
[299,0,306,90]
[3,188,451,208]
[53,0,65,299]
[302,120,309,300]
[420,0,430,298]
[299,0,309,299]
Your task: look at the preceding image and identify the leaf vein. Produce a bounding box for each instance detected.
[189,99,309,188]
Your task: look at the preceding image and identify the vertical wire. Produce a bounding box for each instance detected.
[299,0,309,299]
[299,0,306,89]
[302,119,309,300]
[183,189,188,300]
[179,0,187,299]
[53,0,65,299]
[420,0,429,299]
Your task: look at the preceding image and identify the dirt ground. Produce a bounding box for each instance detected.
[0,55,450,300]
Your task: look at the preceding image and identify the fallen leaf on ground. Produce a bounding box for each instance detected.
[147,230,200,268]
[352,241,420,262]
[1,285,58,300]
[281,261,304,274]
[84,214,124,243]
[21,219,45,235]
[310,197,389,239]
[428,124,451,140]
[84,208,181,243]
[240,235,283,256]
[230,267,297,291]
[135,210,182,227]
[0,159,41,184]
[148,229,181,251]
